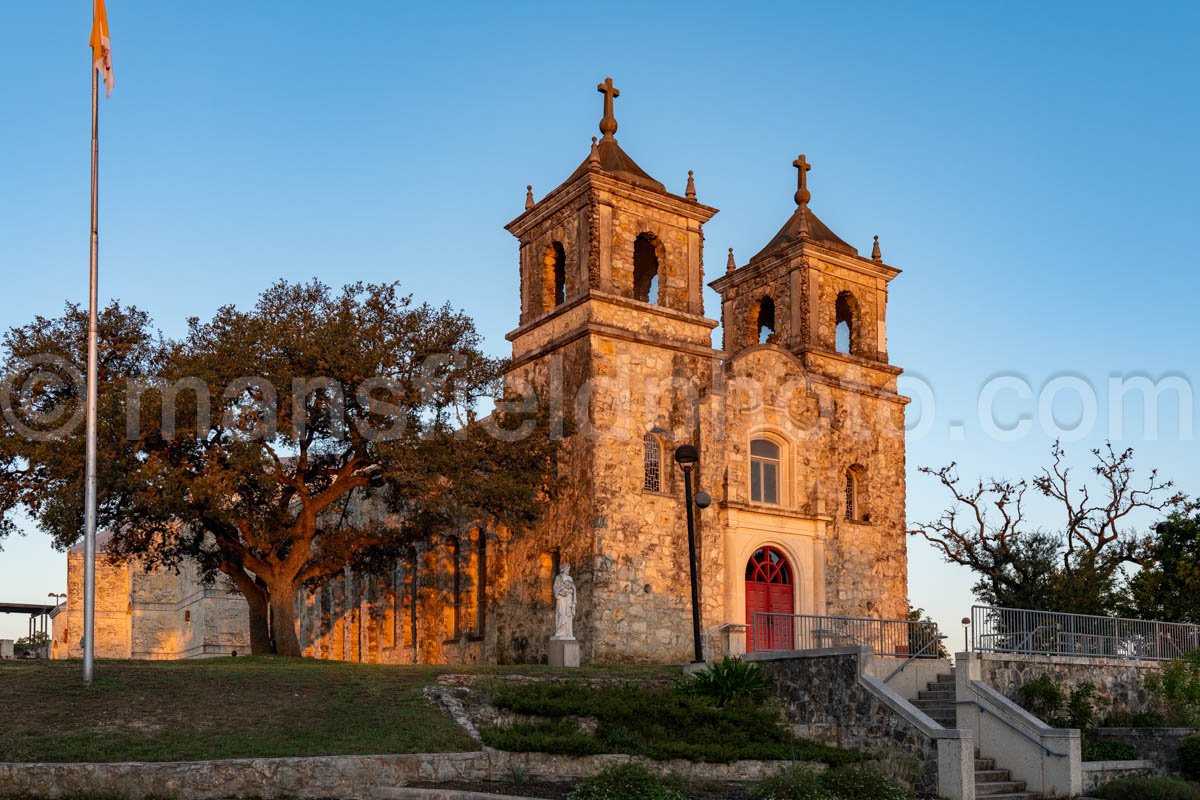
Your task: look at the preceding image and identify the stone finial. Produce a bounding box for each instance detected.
[793,154,812,207]
[525,185,534,210]
[597,76,620,141]
[588,136,600,167]
[871,235,882,263]
[685,170,697,201]
[726,248,736,273]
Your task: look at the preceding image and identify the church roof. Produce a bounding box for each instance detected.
[565,137,665,193]
[749,204,858,262]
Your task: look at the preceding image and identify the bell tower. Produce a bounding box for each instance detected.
[495,78,723,665]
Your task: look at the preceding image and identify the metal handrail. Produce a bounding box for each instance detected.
[883,633,949,684]
[971,605,1200,662]
[750,612,941,659]
[955,700,1069,758]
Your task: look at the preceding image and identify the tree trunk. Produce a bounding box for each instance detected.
[267,581,303,657]
[224,565,273,655]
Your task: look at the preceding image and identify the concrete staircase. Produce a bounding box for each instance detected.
[912,671,1041,799]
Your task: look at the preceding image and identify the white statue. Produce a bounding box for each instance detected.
[553,562,577,640]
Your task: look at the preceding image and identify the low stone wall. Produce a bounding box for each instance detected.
[0,752,803,800]
[1081,759,1158,793]
[746,647,971,798]
[1092,727,1200,776]
[979,652,1162,715]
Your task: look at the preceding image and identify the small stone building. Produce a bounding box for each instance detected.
[58,80,909,664]
[54,530,249,659]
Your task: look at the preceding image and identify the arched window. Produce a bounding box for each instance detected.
[745,546,793,584]
[642,433,661,492]
[633,233,660,304]
[845,464,867,522]
[749,438,781,504]
[835,291,856,354]
[756,296,776,344]
[544,242,567,310]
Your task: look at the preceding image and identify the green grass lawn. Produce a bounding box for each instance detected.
[0,657,673,763]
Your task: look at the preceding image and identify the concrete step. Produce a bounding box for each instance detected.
[918,688,955,700]
[974,770,1013,783]
[975,757,996,770]
[975,780,1028,795]
[974,795,1040,800]
[933,673,956,684]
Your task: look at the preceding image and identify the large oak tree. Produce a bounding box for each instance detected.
[0,281,558,656]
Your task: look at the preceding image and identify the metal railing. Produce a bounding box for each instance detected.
[971,605,1200,661]
[750,612,942,659]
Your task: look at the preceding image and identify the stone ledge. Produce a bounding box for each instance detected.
[0,752,809,800]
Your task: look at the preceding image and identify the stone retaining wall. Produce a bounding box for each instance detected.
[1092,727,1200,776]
[0,752,803,800]
[747,647,973,797]
[979,652,1162,715]
[1081,760,1159,793]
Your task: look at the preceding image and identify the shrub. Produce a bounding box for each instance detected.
[818,765,912,800]
[1146,652,1200,726]
[682,657,772,707]
[480,680,861,765]
[749,764,912,800]
[1082,735,1138,761]
[749,765,835,800]
[1105,709,1169,728]
[1019,674,1065,722]
[1093,776,1200,800]
[1018,675,1105,729]
[1180,733,1200,781]
[567,763,685,800]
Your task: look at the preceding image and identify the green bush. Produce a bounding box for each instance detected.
[1179,733,1200,781]
[748,764,912,800]
[1093,776,1200,800]
[1081,735,1138,761]
[567,763,685,800]
[1105,709,1170,728]
[818,765,912,800]
[1018,674,1065,722]
[1146,652,1200,726]
[480,680,861,765]
[748,765,836,800]
[682,657,772,707]
[1017,675,1106,729]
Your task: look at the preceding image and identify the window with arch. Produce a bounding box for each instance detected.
[642,432,662,492]
[749,438,781,504]
[756,296,776,344]
[745,546,793,584]
[845,464,867,522]
[544,242,567,310]
[633,233,660,304]
[835,291,857,354]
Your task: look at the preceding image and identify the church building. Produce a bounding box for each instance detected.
[55,79,909,665]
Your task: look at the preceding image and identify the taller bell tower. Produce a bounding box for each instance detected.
[491,79,722,664]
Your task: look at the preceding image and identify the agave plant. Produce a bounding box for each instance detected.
[684,657,772,707]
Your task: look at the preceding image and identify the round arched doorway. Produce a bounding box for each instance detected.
[745,546,795,652]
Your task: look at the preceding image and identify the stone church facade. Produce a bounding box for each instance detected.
[56,80,909,665]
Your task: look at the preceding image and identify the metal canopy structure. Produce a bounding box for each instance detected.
[0,602,59,653]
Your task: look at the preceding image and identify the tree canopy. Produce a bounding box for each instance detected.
[910,442,1186,615]
[0,281,558,655]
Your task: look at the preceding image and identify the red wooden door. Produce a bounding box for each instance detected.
[745,547,794,652]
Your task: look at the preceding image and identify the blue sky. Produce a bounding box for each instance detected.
[1,1,1197,642]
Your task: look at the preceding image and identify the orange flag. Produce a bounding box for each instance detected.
[90,0,113,97]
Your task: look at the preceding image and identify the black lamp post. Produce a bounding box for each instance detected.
[674,444,707,664]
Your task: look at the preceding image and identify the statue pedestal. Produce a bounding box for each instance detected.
[548,637,580,668]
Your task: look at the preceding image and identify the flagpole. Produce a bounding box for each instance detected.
[82,57,100,687]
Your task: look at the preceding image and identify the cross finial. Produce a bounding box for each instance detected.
[597,77,620,141]
[793,154,812,207]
